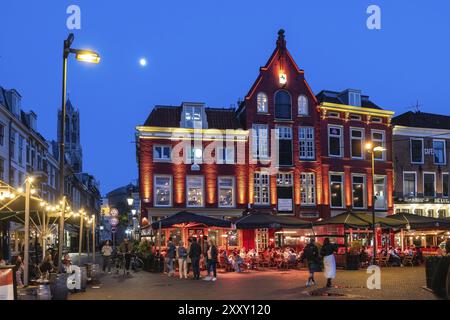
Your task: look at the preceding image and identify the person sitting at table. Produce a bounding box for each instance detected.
[40,253,56,274]
[414,247,424,265]
[388,247,403,267]
[62,253,73,273]
[231,252,244,272]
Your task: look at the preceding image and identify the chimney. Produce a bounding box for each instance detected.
[27,111,38,131]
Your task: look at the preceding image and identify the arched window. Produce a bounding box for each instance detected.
[275,90,292,119]
[298,95,309,116]
[257,92,268,113]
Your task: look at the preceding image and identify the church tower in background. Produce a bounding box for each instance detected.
[57,99,83,172]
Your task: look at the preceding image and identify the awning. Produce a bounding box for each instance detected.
[235,213,312,230]
[150,211,232,229]
[314,212,406,229]
[389,213,450,230]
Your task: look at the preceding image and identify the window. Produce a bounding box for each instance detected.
[443,173,449,198]
[372,130,386,160]
[185,106,203,129]
[0,123,4,146]
[18,136,24,165]
[423,173,436,197]
[254,172,270,205]
[374,176,387,210]
[350,128,364,159]
[371,117,382,123]
[257,93,268,113]
[186,176,204,207]
[300,173,316,205]
[274,90,292,119]
[276,126,292,166]
[26,141,30,164]
[0,158,3,181]
[154,145,171,161]
[9,129,16,159]
[154,176,172,207]
[299,127,315,160]
[218,177,234,207]
[217,146,234,164]
[9,167,16,187]
[348,91,361,107]
[410,139,423,164]
[433,140,446,165]
[350,114,362,121]
[438,209,447,219]
[187,147,203,164]
[403,172,417,197]
[330,173,344,208]
[328,126,343,157]
[252,124,268,159]
[328,112,340,118]
[277,172,293,212]
[352,175,366,209]
[298,95,309,116]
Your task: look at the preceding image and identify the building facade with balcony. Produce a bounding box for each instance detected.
[392,111,450,219]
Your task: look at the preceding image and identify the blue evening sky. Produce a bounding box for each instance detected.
[1,0,449,194]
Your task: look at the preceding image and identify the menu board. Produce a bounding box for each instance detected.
[0,267,17,300]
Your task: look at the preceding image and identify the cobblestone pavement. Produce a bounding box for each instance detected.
[69,266,439,300]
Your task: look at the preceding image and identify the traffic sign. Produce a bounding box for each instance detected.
[110,217,119,227]
[110,208,119,217]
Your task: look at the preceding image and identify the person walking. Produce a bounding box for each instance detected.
[320,238,338,288]
[101,240,113,274]
[189,237,202,280]
[204,239,218,282]
[301,238,320,287]
[177,242,188,279]
[118,237,133,275]
[166,237,176,277]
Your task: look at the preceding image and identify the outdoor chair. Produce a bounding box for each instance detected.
[378,254,390,267]
[403,254,414,267]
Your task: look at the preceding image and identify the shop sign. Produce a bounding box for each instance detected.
[403,197,450,204]
[110,208,119,217]
[278,199,293,212]
[110,217,119,227]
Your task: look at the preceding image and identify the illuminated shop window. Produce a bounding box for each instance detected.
[154,176,172,207]
[218,177,235,208]
[187,176,204,207]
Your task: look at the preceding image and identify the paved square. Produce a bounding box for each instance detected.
[69,266,439,300]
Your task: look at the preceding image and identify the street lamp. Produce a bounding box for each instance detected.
[127,197,134,206]
[365,142,387,265]
[57,33,100,273]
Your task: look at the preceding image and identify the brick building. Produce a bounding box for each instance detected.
[393,111,450,219]
[136,30,397,248]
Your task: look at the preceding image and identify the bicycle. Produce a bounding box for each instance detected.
[130,253,144,272]
[113,253,127,276]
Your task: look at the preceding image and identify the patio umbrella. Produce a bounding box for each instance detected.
[389,213,450,230]
[314,212,405,229]
[235,213,311,229]
[150,211,232,229]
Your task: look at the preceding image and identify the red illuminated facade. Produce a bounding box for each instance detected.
[136,30,396,233]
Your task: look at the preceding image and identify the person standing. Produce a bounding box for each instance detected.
[101,240,113,274]
[445,238,450,255]
[301,238,320,287]
[320,238,338,288]
[166,237,176,277]
[186,238,192,275]
[204,239,218,282]
[189,237,202,280]
[177,242,188,279]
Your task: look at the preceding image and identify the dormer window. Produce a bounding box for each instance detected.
[181,103,207,129]
[257,93,268,113]
[348,91,361,107]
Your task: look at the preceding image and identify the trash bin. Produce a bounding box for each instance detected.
[49,273,69,300]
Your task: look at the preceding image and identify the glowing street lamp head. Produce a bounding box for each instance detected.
[373,146,386,152]
[365,142,373,151]
[75,50,101,64]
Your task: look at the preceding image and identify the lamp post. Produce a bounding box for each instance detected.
[365,143,387,265]
[57,34,100,273]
